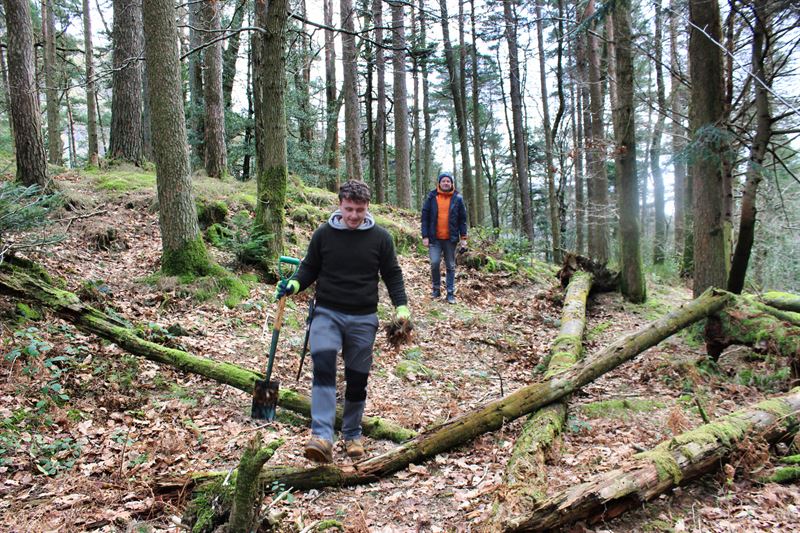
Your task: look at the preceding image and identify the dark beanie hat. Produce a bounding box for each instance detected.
[438,171,454,185]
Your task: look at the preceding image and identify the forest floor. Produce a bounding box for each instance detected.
[1,169,799,532]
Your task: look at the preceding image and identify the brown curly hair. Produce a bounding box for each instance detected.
[338,180,371,203]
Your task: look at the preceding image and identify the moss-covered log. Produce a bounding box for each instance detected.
[168,288,734,493]
[494,271,593,524]
[0,256,415,442]
[761,292,800,313]
[227,435,282,533]
[501,388,800,532]
[705,294,800,379]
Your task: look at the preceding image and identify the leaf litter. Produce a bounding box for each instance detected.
[1,178,798,532]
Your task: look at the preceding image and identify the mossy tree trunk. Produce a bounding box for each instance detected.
[494,271,592,525]
[501,389,800,532]
[705,294,800,380]
[253,0,288,269]
[189,288,734,493]
[226,435,283,533]
[761,292,800,313]
[0,257,414,442]
[143,0,212,276]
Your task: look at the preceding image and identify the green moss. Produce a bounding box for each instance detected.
[15,302,42,321]
[587,321,612,341]
[316,520,344,531]
[196,198,229,229]
[161,235,213,277]
[184,474,236,533]
[753,398,793,418]
[394,359,436,380]
[636,447,682,483]
[94,171,156,192]
[762,466,800,484]
[779,455,800,465]
[232,193,257,210]
[580,398,665,419]
[671,416,750,454]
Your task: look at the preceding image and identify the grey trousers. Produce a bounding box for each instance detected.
[309,305,378,441]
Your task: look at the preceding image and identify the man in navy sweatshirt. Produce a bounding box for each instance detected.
[274,180,410,463]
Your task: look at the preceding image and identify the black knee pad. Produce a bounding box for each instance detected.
[311,350,337,387]
[344,367,369,402]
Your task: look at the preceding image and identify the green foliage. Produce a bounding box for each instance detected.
[205,211,273,268]
[0,182,64,261]
[735,367,790,392]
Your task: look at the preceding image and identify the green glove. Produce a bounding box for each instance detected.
[273,279,300,301]
[396,305,411,320]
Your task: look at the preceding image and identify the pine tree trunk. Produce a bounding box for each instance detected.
[254,0,288,265]
[502,0,534,241]
[503,390,800,531]
[65,90,77,167]
[670,0,687,260]
[83,0,100,162]
[109,0,143,164]
[341,0,363,181]
[4,0,48,187]
[411,7,422,209]
[43,0,62,165]
[727,0,771,294]
[323,0,340,191]
[651,2,667,264]
[222,1,245,110]
[392,3,411,207]
[456,1,475,224]
[689,0,727,296]
[143,0,209,275]
[201,0,228,178]
[141,62,153,161]
[613,0,646,303]
[536,1,560,263]
[419,0,433,194]
[469,0,484,225]
[188,3,205,164]
[0,32,15,151]
[584,0,609,263]
[573,24,587,255]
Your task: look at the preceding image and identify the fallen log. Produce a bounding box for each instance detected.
[761,291,800,313]
[501,388,800,532]
[494,270,593,523]
[0,256,415,442]
[705,294,800,380]
[186,288,733,493]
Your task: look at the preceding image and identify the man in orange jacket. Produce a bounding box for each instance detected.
[420,171,468,304]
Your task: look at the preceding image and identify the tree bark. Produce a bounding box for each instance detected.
[341,0,363,181]
[612,0,646,303]
[3,0,49,187]
[411,6,422,209]
[201,0,228,178]
[669,0,687,262]
[650,1,667,265]
[43,0,62,165]
[689,0,727,297]
[226,435,282,532]
[0,14,15,151]
[503,389,800,532]
[188,3,205,163]
[222,0,245,110]
[536,1,560,263]
[419,0,433,196]
[727,0,771,295]
[109,0,143,164]
[254,0,288,267]
[761,292,800,313]
[0,257,415,442]
[493,271,593,525]
[502,0,533,241]
[469,0,484,225]
[143,0,210,275]
[392,2,411,207]
[456,0,475,224]
[323,0,340,191]
[584,0,609,263]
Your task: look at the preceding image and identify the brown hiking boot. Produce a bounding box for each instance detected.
[344,438,365,459]
[304,437,333,463]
